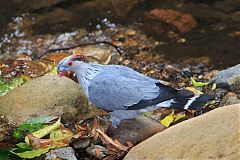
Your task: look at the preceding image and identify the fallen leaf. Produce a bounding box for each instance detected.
[12,146,53,159]
[86,145,107,159]
[211,83,217,90]
[45,66,58,75]
[25,118,61,144]
[142,111,154,118]
[27,134,71,149]
[173,113,186,123]
[43,52,69,63]
[0,78,24,96]
[160,110,174,127]
[191,77,208,87]
[72,47,112,64]
[96,129,129,151]
[12,116,57,139]
[185,87,203,94]
[91,117,100,141]
[0,63,5,68]
[49,127,74,139]
[16,143,31,149]
[20,75,31,81]
[12,123,44,139]
[0,150,11,160]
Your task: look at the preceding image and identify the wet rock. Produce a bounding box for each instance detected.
[72,137,90,149]
[147,8,197,33]
[219,92,240,107]
[86,145,108,159]
[71,45,121,64]
[108,116,165,145]
[203,70,219,80]
[77,0,139,19]
[124,104,240,160]
[211,64,240,93]
[45,147,77,160]
[30,0,65,10]
[0,75,90,126]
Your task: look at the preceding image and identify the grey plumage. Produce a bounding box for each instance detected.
[88,65,160,111]
[57,55,213,126]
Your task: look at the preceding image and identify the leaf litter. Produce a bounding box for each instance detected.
[0,41,221,159]
[3,116,132,159]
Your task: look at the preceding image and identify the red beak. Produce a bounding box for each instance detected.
[58,71,68,77]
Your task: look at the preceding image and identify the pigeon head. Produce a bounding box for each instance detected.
[57,55,87,76]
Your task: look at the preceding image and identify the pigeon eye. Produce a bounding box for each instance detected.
[68,61,72,66]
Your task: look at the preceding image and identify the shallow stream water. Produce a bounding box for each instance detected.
[0,0,239,69]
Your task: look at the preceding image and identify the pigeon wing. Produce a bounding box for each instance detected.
[88,73,160,111]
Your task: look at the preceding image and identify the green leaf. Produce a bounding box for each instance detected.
[142,111,154,118]
[16,142,32,149]
[12,123,44,139]
[12,116,57,139]
[0,150,11,160]
[25,118,61,144]
[0,78,24,96]
[160,111,174,127]
[191,77,208,87]
[12,146,53,159]
[204,100,216,106]
[10,78,24,88]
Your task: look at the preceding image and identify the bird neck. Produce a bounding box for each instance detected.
[74,62,102,97]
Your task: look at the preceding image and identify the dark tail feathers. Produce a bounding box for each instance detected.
[156,83,214,110]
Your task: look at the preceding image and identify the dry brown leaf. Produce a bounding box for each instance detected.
[96,129,129,151]
[27,134,70,149]
[91,117,100,141]
[126,141,134,148]
[72,125,88,139]
[95,147,100,159]
[72,47,112,64]
[43,52,69,63]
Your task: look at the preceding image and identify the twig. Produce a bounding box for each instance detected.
[37,41,124,59]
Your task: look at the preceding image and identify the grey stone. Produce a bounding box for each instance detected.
[45,147,77,160]
[219,92,240,107]
[108,116,166,145]
[0,75,89,126]
[211,64,240,93]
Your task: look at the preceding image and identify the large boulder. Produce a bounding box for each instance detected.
[211,64,240,93]
[124,104,240,160]
[0,75,89,126]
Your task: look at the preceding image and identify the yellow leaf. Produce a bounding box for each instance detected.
[160,111,174,127]
[25,118,61,144]
[173,113,186,123]
[186,87,203,94]
[211,83,217,90]
[20,75,31,81]
[204,100,216,107]
[191,77,208,87]
[0,63,5,69]
[50,128,73,139]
